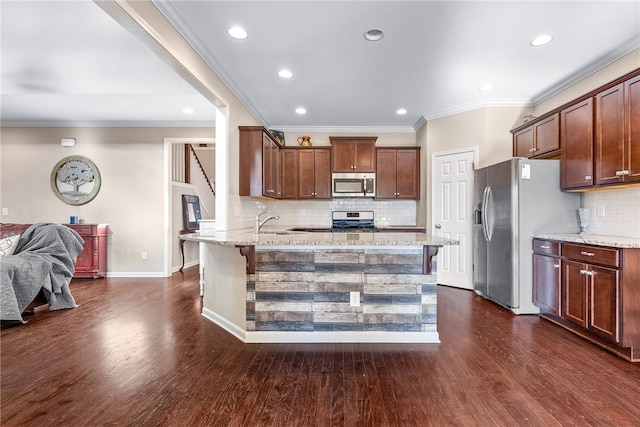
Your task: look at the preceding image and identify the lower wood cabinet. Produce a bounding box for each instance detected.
[67,224,108,279]
[532,239,561,316]
[533,238,639,362]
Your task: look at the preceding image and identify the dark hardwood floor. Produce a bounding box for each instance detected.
[2,266,639,426]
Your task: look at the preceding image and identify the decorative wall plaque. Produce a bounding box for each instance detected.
[50,156,101,205]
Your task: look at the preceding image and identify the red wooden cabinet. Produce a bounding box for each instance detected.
[67,224,108,279]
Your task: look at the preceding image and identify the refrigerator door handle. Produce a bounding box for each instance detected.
[482,186,491,242]
[486,186,494,241]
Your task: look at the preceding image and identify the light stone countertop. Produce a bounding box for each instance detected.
[180,228,459,247]
[534,233,640,249]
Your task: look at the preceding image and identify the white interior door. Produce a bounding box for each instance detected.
[432,148,476,289]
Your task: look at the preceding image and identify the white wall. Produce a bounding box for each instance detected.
[0,126,213,276]
[418,106,527,228]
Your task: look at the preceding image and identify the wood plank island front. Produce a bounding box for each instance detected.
[181,230,458,343]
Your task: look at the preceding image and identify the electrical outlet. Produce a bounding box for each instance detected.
[1,208,8,216]
[350,291,360,307]
[141,251,148,260]
[597,204,605,217]
[234,206,241,217]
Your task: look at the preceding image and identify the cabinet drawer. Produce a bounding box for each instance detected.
[533,239,560,256]
[67,224,93,235]
[562,243,619,268]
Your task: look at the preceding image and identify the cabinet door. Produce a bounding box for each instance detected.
[280,148,298,199]
[395,149,419,199]
[534,113,560,156]
[375,149,397,199]
[589,265,620,343]
[625,74,640,183]
[533,254,561,316]
[562,259,588,328]
[513,126,534,158]
[595,83,625,185]
[354,141,376,172]
[313,149,332,199]
[561,99,594,190]
[262,134,275,197]
[298,149,316,198]
[332,141,355,172]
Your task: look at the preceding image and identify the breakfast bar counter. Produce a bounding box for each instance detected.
[181,229,458,344]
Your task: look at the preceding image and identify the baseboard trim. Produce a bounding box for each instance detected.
[201,307,440,344]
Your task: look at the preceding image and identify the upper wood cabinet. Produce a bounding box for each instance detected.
[330,137,376,172]
[513,113,560,158]
[561,98,594,190]
[239,126,282,198]
[280,148,299,199]
[263,134,281,198]
[595,76,640,186]
[298,148,331,199]
[375,148,420,200]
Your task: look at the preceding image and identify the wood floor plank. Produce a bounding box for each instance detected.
[2,268,640,426]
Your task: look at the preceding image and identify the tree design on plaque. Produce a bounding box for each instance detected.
[50,156,101,205]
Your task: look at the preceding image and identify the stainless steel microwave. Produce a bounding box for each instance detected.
[332,173,375,198]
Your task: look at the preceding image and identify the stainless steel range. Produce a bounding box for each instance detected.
[331,211,376,232]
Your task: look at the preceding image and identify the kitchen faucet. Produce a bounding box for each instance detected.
[255,211,280,234]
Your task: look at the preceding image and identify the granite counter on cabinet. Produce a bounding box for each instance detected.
[181,230,458,344]
[533,233,640,249]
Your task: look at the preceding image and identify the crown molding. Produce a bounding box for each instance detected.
[532,37,640,105]
[267,125,417,133]
[0,120,215,128]
[422,98,533,122]
[153,1,269,127]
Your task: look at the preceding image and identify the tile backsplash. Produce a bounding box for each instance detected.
[228,196,417,230]
[581,187,640,238]
[227,186,640,239]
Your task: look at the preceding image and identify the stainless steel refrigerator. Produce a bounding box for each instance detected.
[473,158,580,314]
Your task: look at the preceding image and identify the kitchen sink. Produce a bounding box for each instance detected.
[288,227,333,233]
[259,231,300,235]
[287,227,427,233]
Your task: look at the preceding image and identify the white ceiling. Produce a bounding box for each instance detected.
[2,1,639,130]
[0,0,216,127]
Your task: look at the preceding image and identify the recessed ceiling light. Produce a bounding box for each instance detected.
[295,107,306,115]
[227,26,248,39]
[396,108,407,115]
[278,69,293,78]
[479,84,495,92]
[364,29,384,42]
[530,34,553,47]
[182,107,195,114]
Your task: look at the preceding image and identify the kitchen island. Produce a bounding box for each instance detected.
[181,229,458,343]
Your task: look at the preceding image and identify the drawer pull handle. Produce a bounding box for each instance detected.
[580,251,594,256]
[553,264,560,269]
[580,269,594,276]
[585,175,592,181]
[540,245,550,249]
